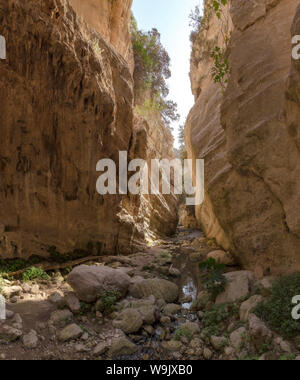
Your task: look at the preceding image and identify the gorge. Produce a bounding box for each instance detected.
[0,0,299,362]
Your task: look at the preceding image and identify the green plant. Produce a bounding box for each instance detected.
[202,303,237,338]
[279,354,295,361]
[174,326,193,342]
[199,258,227,300]
[254,273,300,338]
[100,291,120,314]
[212,0,228,19]
[22,267,50,282]
[211,46,229,91]
[131,14,179,128]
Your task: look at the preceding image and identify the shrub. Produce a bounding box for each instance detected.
[22,267,50,282]
[199,258,227,300]
[202,303,235,337]
[254,273,300,338]
[99,290,120,314]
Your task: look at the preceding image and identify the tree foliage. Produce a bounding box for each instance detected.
[131,15,179,128]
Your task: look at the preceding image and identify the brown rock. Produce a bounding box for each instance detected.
[186,0,300,273]
[0,0,178,260]
[67,265,131,303]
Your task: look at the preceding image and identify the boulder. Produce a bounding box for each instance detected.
[67,265,131,303]
[22,330,38,349]
[108,337,137,357]
[240,295,263,322]
[129,278,178,303]
[163,304,182,316]
[216,271,255,304]
[230,327,247,349]
[112,309,143,334]
[210,336,228,351]
[58,324,83,342]
[64,292,81,314]
[248,313,272,349]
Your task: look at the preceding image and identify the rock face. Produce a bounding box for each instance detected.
[186,0,300,273]
[69,0,134,68]
[0,0,178,259]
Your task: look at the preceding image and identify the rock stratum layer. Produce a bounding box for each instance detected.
[186,0,300,273]
[0,0,178,259]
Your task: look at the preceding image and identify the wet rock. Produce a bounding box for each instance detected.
[216,271,255,304]
[58,324,83,342]
[22,330,38,349]
[108,337,137,357]
[240,295,263,322]
[64,292,81,314]
[67,265,131,303]
[129,278,179,303]
[112,309,143,334]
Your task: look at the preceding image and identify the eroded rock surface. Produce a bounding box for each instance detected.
[0,0,178,260]
[186,0,300,273]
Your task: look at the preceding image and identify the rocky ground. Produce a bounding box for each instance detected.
[0,227,299,361]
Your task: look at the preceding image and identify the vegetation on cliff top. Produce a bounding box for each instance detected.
[130,15,179,128]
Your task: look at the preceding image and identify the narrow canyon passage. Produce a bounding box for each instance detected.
[0,0,300,362]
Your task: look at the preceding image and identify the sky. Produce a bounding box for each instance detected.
[132,0,203,148]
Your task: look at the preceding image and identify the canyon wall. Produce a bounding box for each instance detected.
[0,0,178,259]
[186,0,300,274]
[69,0,134,69]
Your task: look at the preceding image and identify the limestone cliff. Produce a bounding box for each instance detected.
[186,0,300,274]
[69,0,134,69]
[0,0,178,259]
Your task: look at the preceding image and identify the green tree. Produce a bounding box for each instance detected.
[131,15,179,128]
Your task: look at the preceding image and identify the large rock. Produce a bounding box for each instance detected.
[0,0,178,260]
[108,337,137,358]
[129,278,179,303]
[248,313,273,349]
[67,265,131,303]
[112,309,143,334]
[240,295,263,322]
[58,324,83,342]
[216,271,254,304]
[185,0,300,273]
